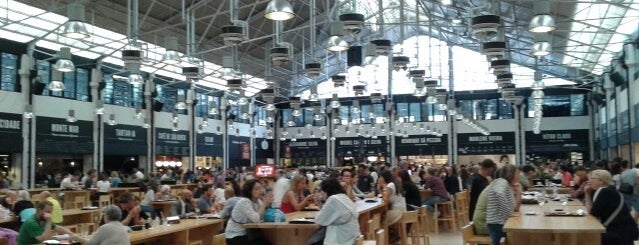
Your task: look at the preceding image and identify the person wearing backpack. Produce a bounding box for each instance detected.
[619,160,639,222]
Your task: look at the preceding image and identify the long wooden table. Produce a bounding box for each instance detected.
[0,208,100,227]
[243,199,386,245]
[130,218,224,245]
[150,200,176,217]
[504,202,605,245]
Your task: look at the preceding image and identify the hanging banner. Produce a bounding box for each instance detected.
[196,133,223,157]
[104,124,147,155]
[0,112,22,152]
[525,129,589,153]
[155,128,189,156]
[457,132,515,155]
[36,116,93,154]
[395,134,448,156]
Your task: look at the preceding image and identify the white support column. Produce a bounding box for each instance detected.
[145,76,155,172]
[90,68,101,170]
[19,54,32,189]
[514,104,521,165]
[186,88,195,170]
[519,103,527,165]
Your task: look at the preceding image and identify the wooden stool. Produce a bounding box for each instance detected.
[417,206,431,245]
[462,222,506,245]
[367,213,382,240]
[189,241,203,245]
[436,201,457,233]
[455,191,469,227]
[355,235,364,245]
[375,229,386,245]
[98,195,111,207]
[212,233,226,245]
[397,210,421,245]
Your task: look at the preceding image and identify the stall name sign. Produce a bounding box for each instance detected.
[290,141,319,147]
[204,136,215,144]
[158,132,187,141]
[115,129,136,138]
[469,135,503,142]
[542,133,571,140]
[339,139,383,145]
[400,137,441,144]
[51,124,79,134]
[0,119,20,130]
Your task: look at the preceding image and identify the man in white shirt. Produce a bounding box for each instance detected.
[133,168,145,180]
[60,174,80,189]
[272,169,290,208]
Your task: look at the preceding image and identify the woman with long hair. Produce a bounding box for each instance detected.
[313,177,360,245]
[280,175,314,213]
[225,179,273,245]
[378,170,406,243]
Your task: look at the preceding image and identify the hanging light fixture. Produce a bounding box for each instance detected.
[326,22,349,52]
[134,107,144,119]
[66,109,77,123]
[162,36,182,64]
[95,100,105,115]
[53,47,75,72]
[531,33,552,56]
[265,0,294,21]
[48,71,65,92]
[62,3,90,39]
[529,0,556,33]
[107,114,117,126]
[142,118,150,128]
[220,56,237,79]
[128,74,144,85]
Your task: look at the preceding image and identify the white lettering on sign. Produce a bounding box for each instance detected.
[469,136,502,142]
[542,133,572,140]
[115,129,136,138]
[205,136,215,144]
[51,124,79,134]
[400,137,442,144]
[158,132,187,141]
[290,141,319,147]
[0,119,20,130]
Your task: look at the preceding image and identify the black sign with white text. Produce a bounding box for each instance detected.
[155,128,189,156]
[457,132,515,155]
[104,124,147,155]
[196,133,223,157]
[0,112,22,152]
[395,135,448,156]
[525,129,589,153]
[36,116,93,154]
[335,137,387,157]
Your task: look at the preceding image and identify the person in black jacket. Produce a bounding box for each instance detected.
[398,170,421,211]
[585,169,639,245]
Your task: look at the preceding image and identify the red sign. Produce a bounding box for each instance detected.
[255,164,276,178]
[241,143,250,160]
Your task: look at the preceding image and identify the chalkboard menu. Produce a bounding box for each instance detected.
[281,139,326,158]
[36,116,93,154]
[155,128,189,156]
[0,112,22,152]
[335,137,387,157]
[104,124,147,155]
[196,133,223,157]
[395,135,447,156]
[525,129,589,153]
[457,132,515,155]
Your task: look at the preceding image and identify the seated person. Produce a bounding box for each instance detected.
[421,168,449,213]
[40,191,62,224]
[13,190,35,224]
[198,185,216,214]
[170,189,196,218]
[280,175,314,213]
[17,200,75,245]
[220,188,241,219]
[0,190,16,211]
[71,205,130,245]
[60,173,81,190]
[101,192,147,226]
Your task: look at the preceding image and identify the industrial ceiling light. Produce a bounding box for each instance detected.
[529,0,556,33]
[531,33,552,56]
[95,101,105,115]
[175,100,187,110]
[142,118,150,128]
[162,36,181,64]
[122,49,144,85]
[330,94,340,108]
[326,22,349,52]
[441,0,453,5]
[304,62,322,78]
[371,39,391,56]
[308,86,319,101]
[53,47,75,72]
[128,74,144,85]
[66,109,77,123]
[107,114,117,126]
[220,25,246,46]
[62,3,90,39]
[270,47,291,66]
[332,75,346,87]
[471,15,500,41]
[264,0,294,21]
[339,13,365,33]
[209,101,219,115]
[392,56,410,71]
[482,41,507,60]
[48,71,65,92]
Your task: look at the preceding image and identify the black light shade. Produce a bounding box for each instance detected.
[153,100,164,112]
[347,46,363,67]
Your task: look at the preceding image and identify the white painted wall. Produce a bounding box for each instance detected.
[522,116,590,131]
[33,95,94,120]
[456,119,517,133]
[0,91,24,114]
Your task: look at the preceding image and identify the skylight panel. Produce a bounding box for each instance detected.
[0,29,33,42]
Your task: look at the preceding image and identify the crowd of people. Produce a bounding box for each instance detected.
[2,157,639,245]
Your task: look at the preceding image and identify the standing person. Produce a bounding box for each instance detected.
[272,169,290,208]
[585,170,639,245]
[469,159,497,221]
[225,179,273,245]
[486,165,521,245]
[314,177,360,245]
[357,164,374,193]
[459,166,471,190]
[71,205,131,245]
[369,166,378,187]
[83,169,98,188]
[16,201,76,245]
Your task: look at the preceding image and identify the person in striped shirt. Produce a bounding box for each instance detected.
[486,165,521,245]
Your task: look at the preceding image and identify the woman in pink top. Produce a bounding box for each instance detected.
[280,175,314,213]
[560,165,573,187]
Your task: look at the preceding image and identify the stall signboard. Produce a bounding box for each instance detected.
[457,132,515,155]
[104,124,147,155]
[196,133,223,157]
[36,116,93,154]
[0,112,22,152]
[155,128,189,156]
[281,139,327,158]
[228,135,250,167]
[525,129,589,153]
[254,138,274,161]
[255,164,276,178]
[395,135,448,156]
[335,137,387,157]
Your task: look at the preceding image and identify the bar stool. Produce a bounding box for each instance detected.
[355,235,364,245]
[397,210,421,245]
[462,222,506,245]
[367,213,382,240]
[212,233,226,245]
[375,229,386,245]
[98,195,111,208]
[455,191,469,227]
[417,206,431,245]
[435,201,457,232]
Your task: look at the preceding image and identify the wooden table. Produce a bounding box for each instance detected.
[243,199,386,245]
[60,208,100,225]
[130,218,224,245]
[504,202,604,245]
[150,200,176,217]
[528,186,573,194]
